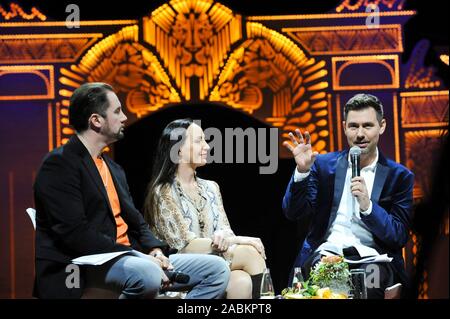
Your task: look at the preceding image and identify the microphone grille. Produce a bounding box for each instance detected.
[349,146,361,156]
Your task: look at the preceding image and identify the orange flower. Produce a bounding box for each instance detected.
[320,255,344,264]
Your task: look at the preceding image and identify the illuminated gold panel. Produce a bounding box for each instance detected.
[55,102,61,147]
[392,93,401,163]
[53,0,333,150]
[125,46,182,117]
[0,3,46,21]
[0,34,103,63]
[335,0,405,12]
[335,95,343,151]
[76,26,138,76]
[0,20,138,27]
[284,25,403,55]
[60,26,180,118]
[143,0,242,101]
[247,11,415,21]
[404,129,448,199]
[0,65,54,100]
[47,103,53,151]
[332,55,399,90]
[211,22,330,153]
[327,94,335,152]
[405,66,441,89]
[400,91,449,128]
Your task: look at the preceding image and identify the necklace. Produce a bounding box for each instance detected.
[186,182,204,208]
[176,178,206,230]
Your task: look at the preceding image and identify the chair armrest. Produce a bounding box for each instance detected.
[384,283,402,299]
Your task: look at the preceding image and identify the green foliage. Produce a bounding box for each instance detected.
[281,280,320,297]
[310,257,351,289]
[281,257,352,298]
[298,280,320,297]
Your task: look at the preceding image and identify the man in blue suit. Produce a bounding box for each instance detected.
[282,93,414,298]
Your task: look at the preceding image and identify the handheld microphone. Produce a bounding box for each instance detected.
[349,146,361,178]
[164,270,190,284]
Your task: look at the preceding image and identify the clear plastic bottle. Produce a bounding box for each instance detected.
[291,267,304,291]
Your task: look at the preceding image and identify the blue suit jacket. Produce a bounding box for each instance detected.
[282,150,414,285]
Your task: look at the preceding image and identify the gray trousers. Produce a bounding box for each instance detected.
[84,252,230,299]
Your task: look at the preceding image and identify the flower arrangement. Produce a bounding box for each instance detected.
[281,255,351,299]
[310,255,351,295]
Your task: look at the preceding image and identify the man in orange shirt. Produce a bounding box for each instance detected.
[33,82,229,299]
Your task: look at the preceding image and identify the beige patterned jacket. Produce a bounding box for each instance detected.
[151,177,235,252]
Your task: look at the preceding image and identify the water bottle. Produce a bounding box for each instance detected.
[350,269,368,299]
[260,268,275,299]
[291,267,304,291]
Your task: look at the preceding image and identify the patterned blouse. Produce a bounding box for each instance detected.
[151,177,235,252]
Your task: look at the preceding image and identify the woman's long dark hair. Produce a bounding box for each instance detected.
[144,118,194,227]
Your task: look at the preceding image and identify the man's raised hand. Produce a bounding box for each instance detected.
[282,129,318,173]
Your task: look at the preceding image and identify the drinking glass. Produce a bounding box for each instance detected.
[260,268,275,299]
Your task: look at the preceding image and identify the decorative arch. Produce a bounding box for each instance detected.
[57,0,330,152]
[337,59,395,87]
[58,25,181,139]
[210,22,329,152]
[142,0,243,101]
[0,65,54,100]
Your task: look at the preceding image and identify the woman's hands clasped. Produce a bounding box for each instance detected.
[212,231,266,259]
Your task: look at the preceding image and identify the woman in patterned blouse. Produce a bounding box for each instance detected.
[144,119,267,299]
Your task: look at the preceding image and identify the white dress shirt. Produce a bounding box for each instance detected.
[294,148,379,254]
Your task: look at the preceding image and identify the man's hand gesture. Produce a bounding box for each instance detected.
[283,129,318,173]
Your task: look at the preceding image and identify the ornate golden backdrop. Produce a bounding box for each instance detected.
[0,0,448,298]
[55,0,330,156]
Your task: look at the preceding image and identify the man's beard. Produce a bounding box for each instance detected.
[116,128,125,140]
[360,146,370,154]
[105,127,124,142]
[354,139,370,154]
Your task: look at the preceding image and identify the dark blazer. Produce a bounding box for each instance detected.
[33,135,167,298]
[282,150,414,286]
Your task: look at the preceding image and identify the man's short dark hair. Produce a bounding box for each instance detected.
[69,82,114,132]
[344,93,384,123]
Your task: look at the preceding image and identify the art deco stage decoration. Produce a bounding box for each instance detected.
[0,0,447,298]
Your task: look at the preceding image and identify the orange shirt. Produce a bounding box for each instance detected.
[94,157,131,246]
